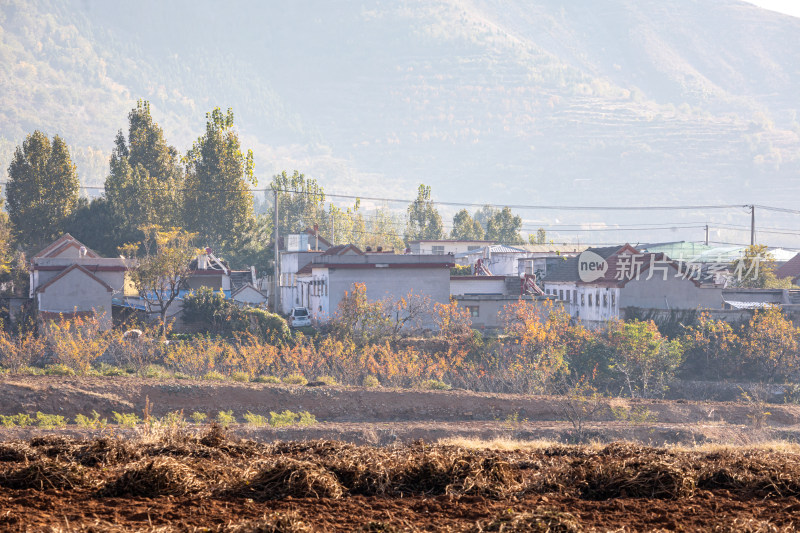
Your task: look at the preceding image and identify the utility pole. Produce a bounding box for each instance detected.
[704,225,709,246]
[273,189,280,313]
[750,204,755,246]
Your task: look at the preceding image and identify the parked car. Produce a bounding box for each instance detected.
[288,307,312,328]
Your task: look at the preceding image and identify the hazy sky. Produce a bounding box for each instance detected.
[744,0,800,18]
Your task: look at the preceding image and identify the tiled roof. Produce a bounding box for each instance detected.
[454,244,527,258]
[776,253,800,281]
[322,244,363,256]
[543,246,625,283]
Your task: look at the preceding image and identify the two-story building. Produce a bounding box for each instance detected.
[30,234,129,329]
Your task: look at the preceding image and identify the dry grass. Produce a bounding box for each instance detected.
[102,456,203,497]
[0,459,92,490]
[231,457,344,500]
[3,430,800,507]
[473,508,582,532]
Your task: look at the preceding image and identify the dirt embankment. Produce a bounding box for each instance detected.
[1,375,799,427]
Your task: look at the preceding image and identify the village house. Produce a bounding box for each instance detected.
[30,234,128,329]
[31,234,262,330]
[543,244,724,324]
[295,246,453,324]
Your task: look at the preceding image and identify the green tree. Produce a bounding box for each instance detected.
[105,101,183,237]
[222,213,273,273]
[269,170,327,236]
[63,197,124,258]
[120,226,197,334]
[529,228,547,245]
[473,205,499,233]
[731,245,792,288]
[605,320,684,398]
[485,207,524,244]
[6,131,79,250]
[450,209,484,240]
[183,107,256,250]
[405,184,443,242]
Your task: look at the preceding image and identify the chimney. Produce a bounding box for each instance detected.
[377,246,383,252]
[365,246,372,252]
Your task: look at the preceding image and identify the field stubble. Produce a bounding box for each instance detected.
[0,427,800,531]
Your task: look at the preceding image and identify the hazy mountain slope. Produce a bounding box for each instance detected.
[1,0,799,229]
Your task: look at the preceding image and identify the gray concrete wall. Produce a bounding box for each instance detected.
[37,268,112,329]
[329,267,451,326]
[620,274,723,310]
[452,295,558,329]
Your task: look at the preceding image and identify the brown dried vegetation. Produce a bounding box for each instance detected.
[2,430,800,530]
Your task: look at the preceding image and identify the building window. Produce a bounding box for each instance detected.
[572,291,577,304]
[581,293,585,306]
[559,290,564,300]
[467,245,481,251]
[432,245,445,255]
[466,306,479,318]
[588,294,592,306]
[611,292,615,307]
[603,293,608,307]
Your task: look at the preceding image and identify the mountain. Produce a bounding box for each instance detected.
[1,0,799,242]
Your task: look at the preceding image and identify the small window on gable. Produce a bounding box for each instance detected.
[466,306,479,318]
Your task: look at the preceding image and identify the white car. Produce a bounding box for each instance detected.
[289,307,312,328]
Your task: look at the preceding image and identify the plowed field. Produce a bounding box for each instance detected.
[2,429,800,532]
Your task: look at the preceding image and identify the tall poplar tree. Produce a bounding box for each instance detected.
[182,107,256,250]
[451,209,484,240]
[404,184,444,243]
[105,100,183,238]
[6,131,79,250]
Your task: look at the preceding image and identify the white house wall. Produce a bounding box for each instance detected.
[544,282,619,322]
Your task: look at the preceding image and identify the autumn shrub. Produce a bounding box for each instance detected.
[44,314,111,375]
[43,363,76,376]
[362,375,380,388]
[682,311,741,380]
[604,320,684,399]
[164,336,224,378]
[740,306,800,383]
[0,330,46,372]
[110,324,165,377]
[230,371,250,382]
[282,374,308,385]
[419,379,451,391]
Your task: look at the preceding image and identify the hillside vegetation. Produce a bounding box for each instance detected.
[1,0,799,210]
